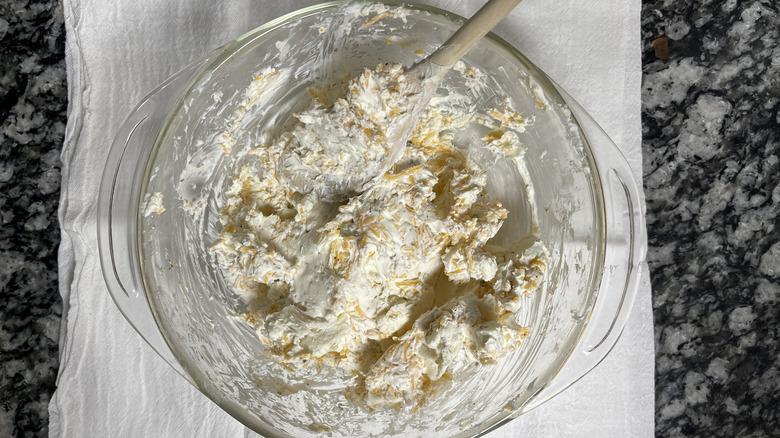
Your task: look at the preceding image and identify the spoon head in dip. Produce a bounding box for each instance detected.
[277,61,447,201]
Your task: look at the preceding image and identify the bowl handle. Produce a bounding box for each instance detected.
[521,84,648,412]
[96,49,223,385]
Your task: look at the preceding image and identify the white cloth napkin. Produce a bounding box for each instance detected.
[51,0,653,436]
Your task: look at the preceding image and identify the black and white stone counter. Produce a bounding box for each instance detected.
[643,0,779,436]
[0,0,66,436]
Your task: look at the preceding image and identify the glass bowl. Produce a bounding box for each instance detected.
[97,2,646,437]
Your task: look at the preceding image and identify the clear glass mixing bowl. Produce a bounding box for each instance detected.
[97,2,646,437]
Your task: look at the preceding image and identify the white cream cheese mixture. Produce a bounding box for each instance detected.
[143,192,165,216]
[209,8,548,410]
[211,69,547,409]
[278,63,422,197]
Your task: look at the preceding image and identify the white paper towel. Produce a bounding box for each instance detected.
[51,0,653,436]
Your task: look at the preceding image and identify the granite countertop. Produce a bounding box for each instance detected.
[642,0,779,435]
[0,0,778,436]
[0,0,65,436]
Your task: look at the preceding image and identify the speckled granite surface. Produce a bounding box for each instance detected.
[1,0,779,436]
[643,0,780,436]
[0,0,66,436]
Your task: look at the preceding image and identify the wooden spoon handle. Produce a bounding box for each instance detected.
[428,0,523,67]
